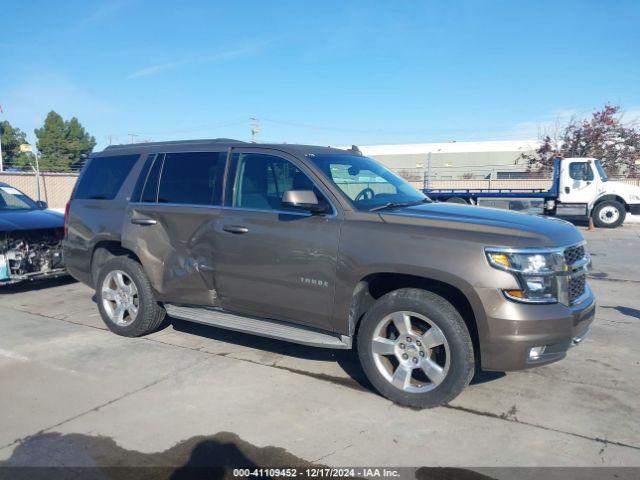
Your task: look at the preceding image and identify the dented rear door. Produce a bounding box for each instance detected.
[121,151,227,306]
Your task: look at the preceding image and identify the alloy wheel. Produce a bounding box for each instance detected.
[101,270,139,326]
[371,311,450,393]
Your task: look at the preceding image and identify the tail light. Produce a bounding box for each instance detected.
[63,201,70,238]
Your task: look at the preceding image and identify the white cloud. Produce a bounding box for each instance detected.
[127,42,270,79]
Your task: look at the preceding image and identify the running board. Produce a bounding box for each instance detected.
[165,304,352,349]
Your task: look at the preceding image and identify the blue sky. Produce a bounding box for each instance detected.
[1,0,639,150]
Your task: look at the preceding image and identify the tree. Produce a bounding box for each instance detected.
[521,104,640,177]
[34,111,96,172]
[66,117,96,170]
[0,120,34,171]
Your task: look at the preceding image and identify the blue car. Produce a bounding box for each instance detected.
[0,182,66,285]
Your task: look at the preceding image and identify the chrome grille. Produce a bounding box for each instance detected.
[564,243,587,304]
[564,244,585,266]
[569,274,586,304]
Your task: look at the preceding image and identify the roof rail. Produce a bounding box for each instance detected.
[103,138,246,150]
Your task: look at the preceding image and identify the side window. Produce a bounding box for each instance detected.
[141,154,163,203]
[131,154,156,202]
[569,162,594,182]
[74,154,139,200]
[157,152,225,205]
[233,153,325,211]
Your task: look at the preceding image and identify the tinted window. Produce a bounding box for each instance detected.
[74,154,139,200]
[131,154,156,201]
[232,153,325,211]
[569,162,594,181]
[157,152,225,205]
[141,154,163,203]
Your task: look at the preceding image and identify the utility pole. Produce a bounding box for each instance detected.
[250,117,260,143]
[426,152,432,190]
[0,107,3,172]
[128,133,139,144]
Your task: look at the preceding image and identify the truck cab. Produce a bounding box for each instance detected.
[557,157,640,228]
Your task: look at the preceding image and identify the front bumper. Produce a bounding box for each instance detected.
[0,267,68,286]
[477,285,596,371]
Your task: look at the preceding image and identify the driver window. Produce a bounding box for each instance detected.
[569,162,594,182]
[233,153,327,212]
[328,164,397,201]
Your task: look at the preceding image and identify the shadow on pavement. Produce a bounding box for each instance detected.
[170,318,372,392]
[0,431,497,479]
[601,305,640,320]
[0,275,76,295]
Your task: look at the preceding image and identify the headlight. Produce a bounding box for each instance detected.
[486,248,566,303]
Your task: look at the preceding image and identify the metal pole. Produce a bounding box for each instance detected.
[34,152,41,202]
[426,152,432,190]
[0,129,3,172]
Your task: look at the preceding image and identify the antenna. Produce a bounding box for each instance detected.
[250,117,260,143]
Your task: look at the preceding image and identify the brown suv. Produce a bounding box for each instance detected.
[63,140,595,408]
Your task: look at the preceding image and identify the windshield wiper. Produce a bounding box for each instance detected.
[369,198,429,212]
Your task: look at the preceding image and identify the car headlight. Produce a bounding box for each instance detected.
[486,248,566,304]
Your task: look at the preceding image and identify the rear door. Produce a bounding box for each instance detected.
[122,150,227,306]
[214,148,342,331]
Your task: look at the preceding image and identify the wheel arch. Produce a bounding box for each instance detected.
[592,194,628,210]
[348,272,483,366]
[90,241,141,287]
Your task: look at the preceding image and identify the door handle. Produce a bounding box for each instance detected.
[223,225,249,234]
[131,217,157,226]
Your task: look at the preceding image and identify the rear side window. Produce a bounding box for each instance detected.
[157,152,225,205]
[74,154,139,200]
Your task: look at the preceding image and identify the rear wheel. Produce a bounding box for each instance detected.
[96,257,166,337]
[446,197,468,204]
[592,200,626,228]
[357,288,474,408]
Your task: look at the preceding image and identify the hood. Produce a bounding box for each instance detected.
[603,180,640,201]
[379,202,584,248]
[0,209,64,232]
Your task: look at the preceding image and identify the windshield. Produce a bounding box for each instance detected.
[306,154,428,211]
[0,185,38,210]
[595,160,608,181]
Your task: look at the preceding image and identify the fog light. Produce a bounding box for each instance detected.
[528,346,546,361]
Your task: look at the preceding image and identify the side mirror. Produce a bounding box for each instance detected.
[282,190,327,213]
[35,200,48,210]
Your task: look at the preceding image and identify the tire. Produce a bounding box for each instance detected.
[592,200,626,228]
[96,256,166,337]
[357,288,474,408]
[446,197,468,204]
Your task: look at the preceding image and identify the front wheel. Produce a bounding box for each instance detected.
[357,288,474,408]
[592,200,626,228]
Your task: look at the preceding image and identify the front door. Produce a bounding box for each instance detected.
[559,159,599,205]
[215,149,342,331]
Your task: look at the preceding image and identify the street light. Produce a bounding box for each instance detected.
[19,143,41,202]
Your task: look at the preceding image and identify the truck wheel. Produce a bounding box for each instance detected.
[592,200,626,228]
[446,197,468,204]
[96,257,166,337]
[357,288,474,408]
